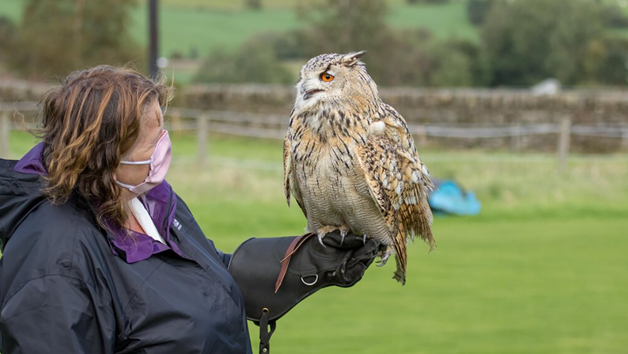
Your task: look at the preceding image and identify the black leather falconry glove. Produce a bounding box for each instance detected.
[227,231,380,354]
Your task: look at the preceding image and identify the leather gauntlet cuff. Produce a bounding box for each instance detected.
[227,232,380,324]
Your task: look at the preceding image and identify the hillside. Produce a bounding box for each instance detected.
[0,0,477,59]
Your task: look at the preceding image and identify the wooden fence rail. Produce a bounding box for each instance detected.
[2,102,628,170]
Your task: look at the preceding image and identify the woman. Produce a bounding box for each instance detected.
[0,66,378,354]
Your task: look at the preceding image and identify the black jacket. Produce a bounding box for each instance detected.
[0,159,253,354]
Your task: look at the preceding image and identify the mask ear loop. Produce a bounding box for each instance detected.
[120,130,169,166]
[119,159,152,165]
[115,159,152,193]
[116,130,170,193]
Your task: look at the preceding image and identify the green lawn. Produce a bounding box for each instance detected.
[272,217,628,354]
[173,135,628,354]
[4,131,628,353]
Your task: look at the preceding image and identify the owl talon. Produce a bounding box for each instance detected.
[362,234,367,244]
[377,249,392,267]
[340,228,348,245]
[317,231,327,247]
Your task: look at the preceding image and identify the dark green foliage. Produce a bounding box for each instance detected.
[601,3,628,29]
[244,0,262,11]
[0,16,17,62]
[481,0,606,86]
[189,0,627,87]
[7,0,143,79]
[296,0,391,58]
[259,31,306,61]
[189,47,200,60]
[294,0,480,87]
[195,0,426,86]
[595,36,628,85]
[193,37,293,84]
[466,0,494,26]
[365,29,434,87]
[430,46,473,87]
[407,0,450,4]
[445,38,491,86]
[295,0,469,87]
[296,0,401,85]
[361,29,476,87]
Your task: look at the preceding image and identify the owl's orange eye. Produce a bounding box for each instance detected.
[320,72,334,82]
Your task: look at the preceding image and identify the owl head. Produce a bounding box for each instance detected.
[294,51,379,111]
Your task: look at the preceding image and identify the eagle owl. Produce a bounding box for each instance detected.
[283,51,435,285]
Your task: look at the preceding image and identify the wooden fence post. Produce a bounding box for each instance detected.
[0,112,9,158]
[622,122,628,151]
[169,108,182,137]
[511,124,522,153]
[557,116,571,173]
[197,114,208,167]
[413,125,428,148]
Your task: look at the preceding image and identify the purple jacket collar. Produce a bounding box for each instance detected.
[15,143,185,263]
[14,143,47,175]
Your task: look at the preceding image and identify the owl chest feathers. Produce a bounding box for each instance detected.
[288,108,393,241]
[289,109,369,176]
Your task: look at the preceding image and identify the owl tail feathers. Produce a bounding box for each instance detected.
[393,254,407,286]
[417,205,437,252]
[420,228,437,252]
[392,241,407,286]
[376,245,405,285]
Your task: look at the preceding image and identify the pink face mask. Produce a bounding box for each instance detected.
[116,130,172,195]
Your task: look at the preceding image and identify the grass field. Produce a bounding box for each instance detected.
[3,0,628,62]
[4,130,628,353]
[0,0,478,59]
[4,0,628,85]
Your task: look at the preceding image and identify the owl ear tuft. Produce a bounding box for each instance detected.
[341,51,367,67]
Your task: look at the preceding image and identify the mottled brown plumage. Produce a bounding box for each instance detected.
[283,51,435,284]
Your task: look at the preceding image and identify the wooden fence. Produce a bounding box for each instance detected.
[2,102,628,171]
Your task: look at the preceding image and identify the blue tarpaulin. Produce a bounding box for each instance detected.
[428,179,481,216]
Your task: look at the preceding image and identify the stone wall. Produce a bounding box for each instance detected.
[0,80,50,102]
[3,80,627,153]
[183,85,628,153]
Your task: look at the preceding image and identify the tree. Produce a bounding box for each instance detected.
[295,0,477,87]
[429,45,472,87]
[244,0,262,11]
[297,0,410,85]
[595,37,628,85]
[9,0,142,79]
[466,0,495,26]
[297,0,391,57]
[407,0,449,4]
[433,39,490,87]
[601,3,628,29]
[194,36,293,84]
[0,16,17,63]
[481,0,606,86]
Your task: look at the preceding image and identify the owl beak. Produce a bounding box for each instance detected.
[303,89,323,100]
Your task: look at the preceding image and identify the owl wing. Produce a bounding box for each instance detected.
[355,106,435,279]
[283,131,307,218]
[378,105,435,245]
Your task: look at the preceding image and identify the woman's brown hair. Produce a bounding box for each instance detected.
[40,65,172,229]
